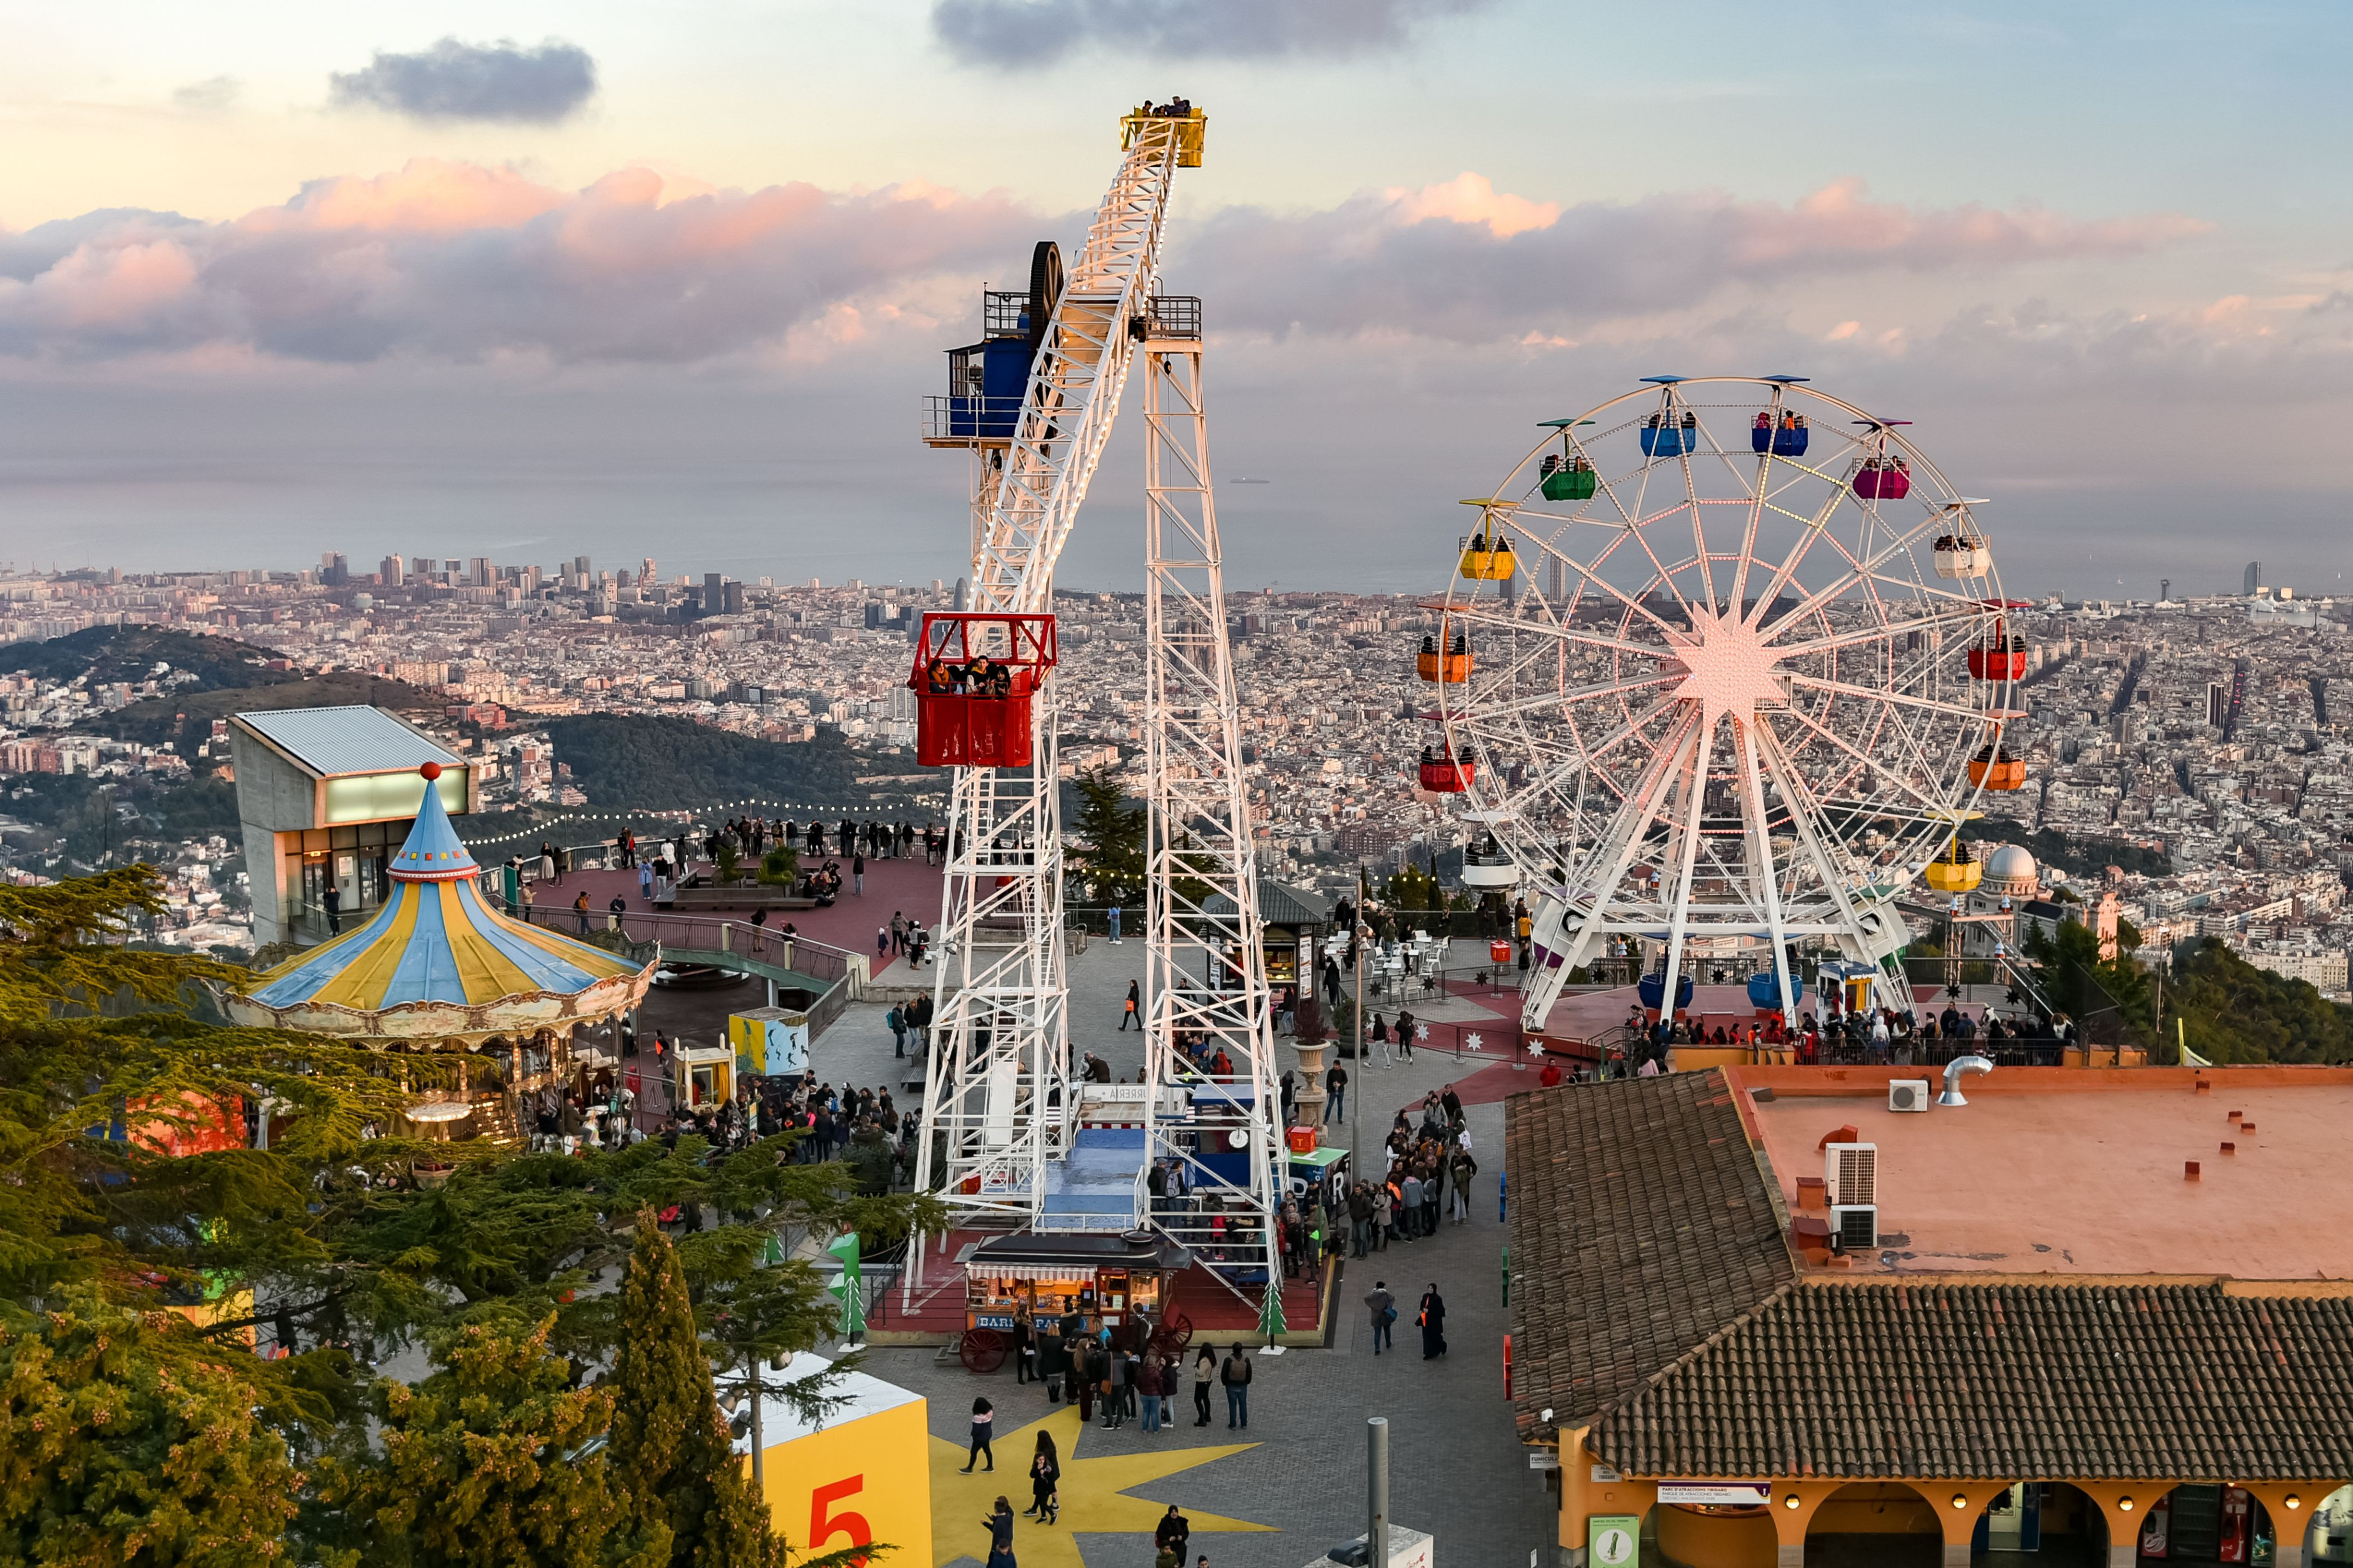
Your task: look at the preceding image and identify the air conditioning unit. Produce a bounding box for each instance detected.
[1832,1203,1879,1251]
[1888,1079,1931,1113]
[1824,1141,1878,1206]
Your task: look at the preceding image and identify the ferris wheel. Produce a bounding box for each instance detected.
[1424,375,2024,1028]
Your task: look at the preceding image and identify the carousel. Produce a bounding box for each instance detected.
[224,762,656,1147]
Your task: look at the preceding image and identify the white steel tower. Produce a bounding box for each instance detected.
[913,109,1205,1230]
[1135,304,1284,1313]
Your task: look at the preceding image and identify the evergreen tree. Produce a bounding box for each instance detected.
[0,1294,305,1566]
[1066,766,1145,906]
[609,1223,784,1568]
[315,1315,668,1568]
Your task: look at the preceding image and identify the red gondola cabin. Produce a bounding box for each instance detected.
[1419,745,1475,793]
[1967,621,2028,681]
[908,612,1058,768]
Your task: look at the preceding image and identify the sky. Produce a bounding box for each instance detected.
[4,0,2351,599]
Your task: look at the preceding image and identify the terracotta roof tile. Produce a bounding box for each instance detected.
[1505,1071,1797,1440]
[1589,1281,2353,1480]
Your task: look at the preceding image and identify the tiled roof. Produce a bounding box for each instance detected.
[1205,880,1330,929]
[1505,1071,1796,1440]
[1590,1281,2353,1481]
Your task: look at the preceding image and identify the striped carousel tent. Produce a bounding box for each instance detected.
[225,763,654,1043]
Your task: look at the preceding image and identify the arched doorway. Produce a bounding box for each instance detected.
[1807,1482,1942,1567]
[2305,1482,2353,1563]
[1973,1483,2109,1564]
[2137,1483,2274,1565]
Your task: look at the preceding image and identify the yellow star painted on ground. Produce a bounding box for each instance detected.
[929,1403,1275,1567]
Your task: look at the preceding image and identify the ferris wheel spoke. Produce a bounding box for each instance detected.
[1764,702,1957,823]
[1738,481,1853,629]
[1468,672,1681,726]
[1783,672,1987,727]
[1755,528,1971,647]
[1751,722,1882,947]
[1509,537,1688,639]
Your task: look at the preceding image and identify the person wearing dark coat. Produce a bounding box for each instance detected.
[1417,1284,1449,1359]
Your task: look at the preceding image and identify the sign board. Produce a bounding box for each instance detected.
[1590,1464,1623,1483]
[727,1009,809,1078]
[742,1352,929,1568]
[1657,1483,1773,1507]
[1589,1515,1641,1567]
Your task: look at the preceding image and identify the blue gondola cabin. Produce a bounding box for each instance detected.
[908,613,1058,768]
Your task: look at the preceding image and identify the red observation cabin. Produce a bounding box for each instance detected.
[1419,745,1476,793]
[908,612,1057,769]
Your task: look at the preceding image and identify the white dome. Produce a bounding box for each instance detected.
[1984,844,2037,883]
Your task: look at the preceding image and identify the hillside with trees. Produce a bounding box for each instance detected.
[542,713,919,812]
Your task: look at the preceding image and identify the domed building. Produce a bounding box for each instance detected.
[1979,843,2042,901]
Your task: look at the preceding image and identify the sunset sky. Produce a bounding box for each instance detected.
[5,0,2349,596]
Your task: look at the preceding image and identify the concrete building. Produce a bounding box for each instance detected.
[228,705,472,948]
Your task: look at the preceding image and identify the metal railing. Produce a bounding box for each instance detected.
[505,900,857,989]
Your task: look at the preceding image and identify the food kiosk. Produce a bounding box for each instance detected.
[672,1042,736,1111]
[956,1231,1191,1370]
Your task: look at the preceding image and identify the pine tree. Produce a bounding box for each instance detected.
[315,1315,667,1568]
[1066,766,1145,906]
[609,1222,784,1568]
[0,1295,305,1565]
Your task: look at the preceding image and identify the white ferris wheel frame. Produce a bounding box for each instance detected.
[1433,375,2015,1034]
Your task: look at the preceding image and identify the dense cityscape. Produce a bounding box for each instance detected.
[10,558,2353,998]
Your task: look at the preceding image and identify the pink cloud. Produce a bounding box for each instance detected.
[0,158,1040,363]
[1176,176,2212,342]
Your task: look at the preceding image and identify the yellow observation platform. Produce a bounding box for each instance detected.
[1122,104,1207,166]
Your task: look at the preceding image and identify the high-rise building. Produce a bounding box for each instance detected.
[2208,682,2228,728]
[2159,578,2171,603]
[321,552,349,586]
[2245,561,2262,596]
[469,556,494,588]
[704,573,724,616]
[641,557,657,588]
[379,554,404,586]
[1546,554,1565,602]
[954,576,968,612]
[864,601,884,629]
[572,555,591,578]
[723,581,745,615]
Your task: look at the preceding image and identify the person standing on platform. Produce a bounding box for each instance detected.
[1324,1061,1347,1124]
[981,1497,1016,1568]
[1218,1343,1252,1429]
[1024,1430,1059,1523]
[1191,1343,1215,1427]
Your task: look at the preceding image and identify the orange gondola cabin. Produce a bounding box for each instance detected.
[908,612,1057,768]
[1418,629,1471,684]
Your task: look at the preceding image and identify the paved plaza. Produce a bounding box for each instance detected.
[861,1096,1554,1568]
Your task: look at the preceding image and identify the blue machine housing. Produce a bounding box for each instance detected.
[946,328,1033,438]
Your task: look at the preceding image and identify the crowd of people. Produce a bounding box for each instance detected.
[1622,999,2082,1069]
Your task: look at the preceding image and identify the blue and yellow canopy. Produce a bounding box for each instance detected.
[241,764,644,1026]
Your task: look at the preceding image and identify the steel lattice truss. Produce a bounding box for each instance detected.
[1138,341,1282,1307]
[1431,378,2014,1033]
[915,119,1189,1226]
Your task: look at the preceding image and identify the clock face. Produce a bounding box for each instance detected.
[1593,1526,1636,1565]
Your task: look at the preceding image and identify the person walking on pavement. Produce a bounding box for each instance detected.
[1418,1283,1449,1359]
[1024,1431,1060,1524]
[852,850,865,896]
[1122,979,1141,1031]
[1191,1343,1215,1426]
[888,1005,908,1058]
[1324,1061,1347,1124]
[1365,1280,1396,1355]
[961,1396,995,1472]
[321,880,342,936]
[1219,1343,1252,1429]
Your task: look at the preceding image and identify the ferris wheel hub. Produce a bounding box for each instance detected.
[1664,610,1789,725]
